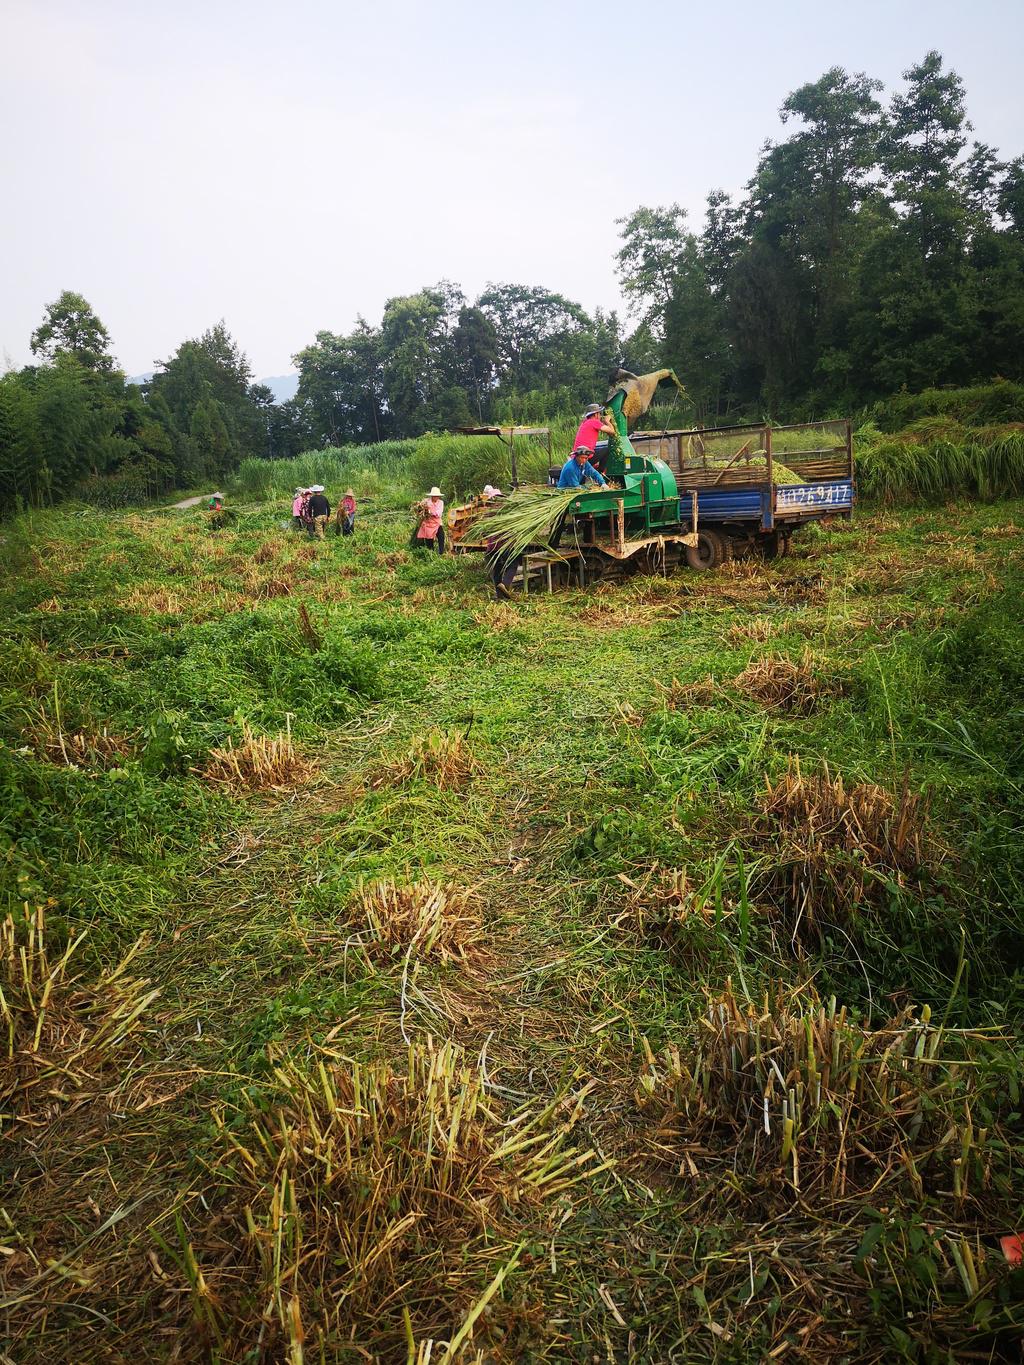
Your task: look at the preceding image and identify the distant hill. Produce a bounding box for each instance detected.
[128,371,299,404]
[261,374,299,403]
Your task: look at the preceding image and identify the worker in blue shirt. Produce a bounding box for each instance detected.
[557,448,608,489]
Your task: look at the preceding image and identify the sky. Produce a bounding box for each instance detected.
[2,0,1022,380]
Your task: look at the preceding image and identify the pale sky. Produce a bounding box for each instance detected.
[2,0,1022,379]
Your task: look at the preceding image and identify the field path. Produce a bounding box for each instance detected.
[168,492,221,509]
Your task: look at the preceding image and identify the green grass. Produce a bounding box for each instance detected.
[1,491,1023,1360]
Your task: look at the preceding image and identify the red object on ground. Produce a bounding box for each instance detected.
[1000,1234,1024,1265]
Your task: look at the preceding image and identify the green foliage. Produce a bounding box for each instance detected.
[857,430,1024,501]
[872,380,1024,431]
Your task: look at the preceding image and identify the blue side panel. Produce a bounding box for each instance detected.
[775,480,854,516]
[680,487,765,525]
[678,479,854,530]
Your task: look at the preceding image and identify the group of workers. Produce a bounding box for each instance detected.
[291,485,357,538]
[282,399,612,598]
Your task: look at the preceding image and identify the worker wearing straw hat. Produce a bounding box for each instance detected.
[414,486,445,554]
[335,488,357,537]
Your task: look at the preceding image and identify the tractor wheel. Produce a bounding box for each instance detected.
[686,529,730,571]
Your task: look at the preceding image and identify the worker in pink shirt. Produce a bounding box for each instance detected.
[572,403,616,473]
[414,486,446,554]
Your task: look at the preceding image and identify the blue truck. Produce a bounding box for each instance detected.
[545,373,854,580]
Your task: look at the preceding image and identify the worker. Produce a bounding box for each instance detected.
[292,487,307,531]
[335,488,356,536]
[207,491,224,511]
[307,485,331,538]
[415,486,445,554]
[573,403,615,458]
[557,449,608,489]
[481,484,502,501]
[486,532,522,602]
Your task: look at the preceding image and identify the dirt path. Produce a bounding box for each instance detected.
[168,492,219,509]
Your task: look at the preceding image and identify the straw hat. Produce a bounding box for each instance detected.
[428,486,442,497]
[345,488,354,497]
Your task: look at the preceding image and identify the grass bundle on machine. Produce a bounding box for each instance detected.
[1,904,157,1129]
[201,718,313,792]
[350,878,482,961]
[180,1039,607,1360]
[754,756,930,940]
[637,980,1010,1203]
[475,488,582,558]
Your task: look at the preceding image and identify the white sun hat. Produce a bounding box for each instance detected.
[428,486,442,497]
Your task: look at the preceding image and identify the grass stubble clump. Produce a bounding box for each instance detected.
[756,756,931,943]
[174,1039,607,1361]
[200,718,314,792]
[350,878,483,962]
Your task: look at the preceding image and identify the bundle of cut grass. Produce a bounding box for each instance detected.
[476,487,584,558]
[728,616,777,644]
[35,726,133,768]
[637,980,1002,1201]
[653,674,720,709]
[201,718,313,791]
[182,1041,606,1359]
[733,649,834,714]
[1,904,157,1128]
[370,727,479,790]
[351,878,482,960]
[757,757,929,938]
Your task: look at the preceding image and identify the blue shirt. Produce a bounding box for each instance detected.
[557,457,607,489]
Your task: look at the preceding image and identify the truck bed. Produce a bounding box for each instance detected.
[681,477,854,531]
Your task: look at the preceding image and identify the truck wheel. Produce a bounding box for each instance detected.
[686,530,730,571]
[761,531,792,560]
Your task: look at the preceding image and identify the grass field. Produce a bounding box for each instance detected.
[2,491,1023,1362]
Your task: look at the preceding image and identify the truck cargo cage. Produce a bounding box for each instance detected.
[627,418,853,489]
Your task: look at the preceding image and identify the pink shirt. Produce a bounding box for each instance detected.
[417,497,444,538]
[572,415,603,453]
[292,495,304,516]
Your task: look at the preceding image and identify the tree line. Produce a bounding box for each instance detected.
[622,51,1024,420]
[1,49,1020,511]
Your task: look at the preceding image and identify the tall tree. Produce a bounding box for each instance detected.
[614,204,689,338]
[30,291,117,374]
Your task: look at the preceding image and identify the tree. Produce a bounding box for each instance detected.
[294,324,388,446]
[30,291,117,373]
[451,306,500,421]
[664,242,732,420]
[614,205,689,336]
[151,322,263,469]
[477,284,590,392]
[744,67,883,377]
[881,51,970,268]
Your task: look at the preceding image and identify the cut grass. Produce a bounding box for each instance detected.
[350,878,483,961]
[177,1040,606,1360]
[0,492,1022,1361]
